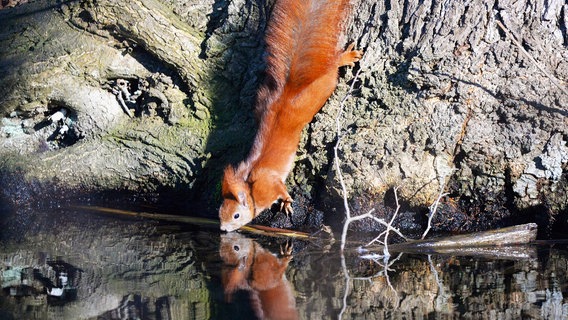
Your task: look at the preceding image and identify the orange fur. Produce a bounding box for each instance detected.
[219,0,363,231]
[220,234,297,319]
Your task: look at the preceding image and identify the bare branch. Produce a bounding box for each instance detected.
[334,68,363,221]
[335,68,363,252]
[422,178,449,239]
[495,20,568,98]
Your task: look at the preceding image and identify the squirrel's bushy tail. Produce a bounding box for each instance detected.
[260,0,350,101]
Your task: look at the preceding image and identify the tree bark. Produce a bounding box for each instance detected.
[0,0,566,232]
[314,0,568,232]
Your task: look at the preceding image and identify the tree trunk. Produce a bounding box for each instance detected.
[0,0,566,232]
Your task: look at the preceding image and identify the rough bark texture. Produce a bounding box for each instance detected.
[310,0,568,232]
[0,0,567,232]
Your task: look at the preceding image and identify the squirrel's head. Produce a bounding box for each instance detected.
[219,233,255,301]
[219,191,254,232]
[219,165,254,232]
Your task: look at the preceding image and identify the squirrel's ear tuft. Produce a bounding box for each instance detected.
[237,191,248,208]
[238,255,247,270]
[221,165,247,201]
[221,166,237,199]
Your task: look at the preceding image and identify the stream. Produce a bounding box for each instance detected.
[1,200,567,319]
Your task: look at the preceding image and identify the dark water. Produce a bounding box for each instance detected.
[1,204,567,319]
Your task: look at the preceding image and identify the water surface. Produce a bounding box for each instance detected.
[1,204,567,319]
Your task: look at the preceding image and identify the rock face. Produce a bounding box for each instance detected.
[0,0,216,192]
[303,0,568,232]
[0,0,566,232]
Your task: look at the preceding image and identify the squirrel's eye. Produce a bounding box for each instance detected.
[233,245,240,251]
[233,213,240,220]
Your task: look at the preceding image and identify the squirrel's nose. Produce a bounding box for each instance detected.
[220,224,235,232]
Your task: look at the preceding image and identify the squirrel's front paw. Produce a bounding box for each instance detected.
[280,197,294,216]
[280,240,293,257]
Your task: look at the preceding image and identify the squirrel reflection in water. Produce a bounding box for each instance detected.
[220,233,297,320]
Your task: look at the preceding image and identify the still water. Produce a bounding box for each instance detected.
[0,204,567,319]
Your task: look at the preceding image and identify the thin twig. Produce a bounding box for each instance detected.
[340,251,403,319]
[335,68,362,251]
[428,255,449,311]
[335,68,363,220]
[422,178,449,239]
[72,205,313,239]
[382,187,401,256]
[362,187,408,250]
[338,254,351,320]
[495,20,568,97]
[335,68,408,252]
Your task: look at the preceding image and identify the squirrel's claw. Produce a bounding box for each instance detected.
[280,197,294,216]
[280,240,293,257]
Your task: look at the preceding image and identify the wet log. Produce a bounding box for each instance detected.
[382,223,538,259]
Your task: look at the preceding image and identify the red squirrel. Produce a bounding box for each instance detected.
[219,0,363,232]
[220,233,297,319]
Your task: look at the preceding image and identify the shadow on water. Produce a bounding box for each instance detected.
[1,202,568,319]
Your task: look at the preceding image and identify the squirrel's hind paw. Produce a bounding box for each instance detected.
[340,43,363,67]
